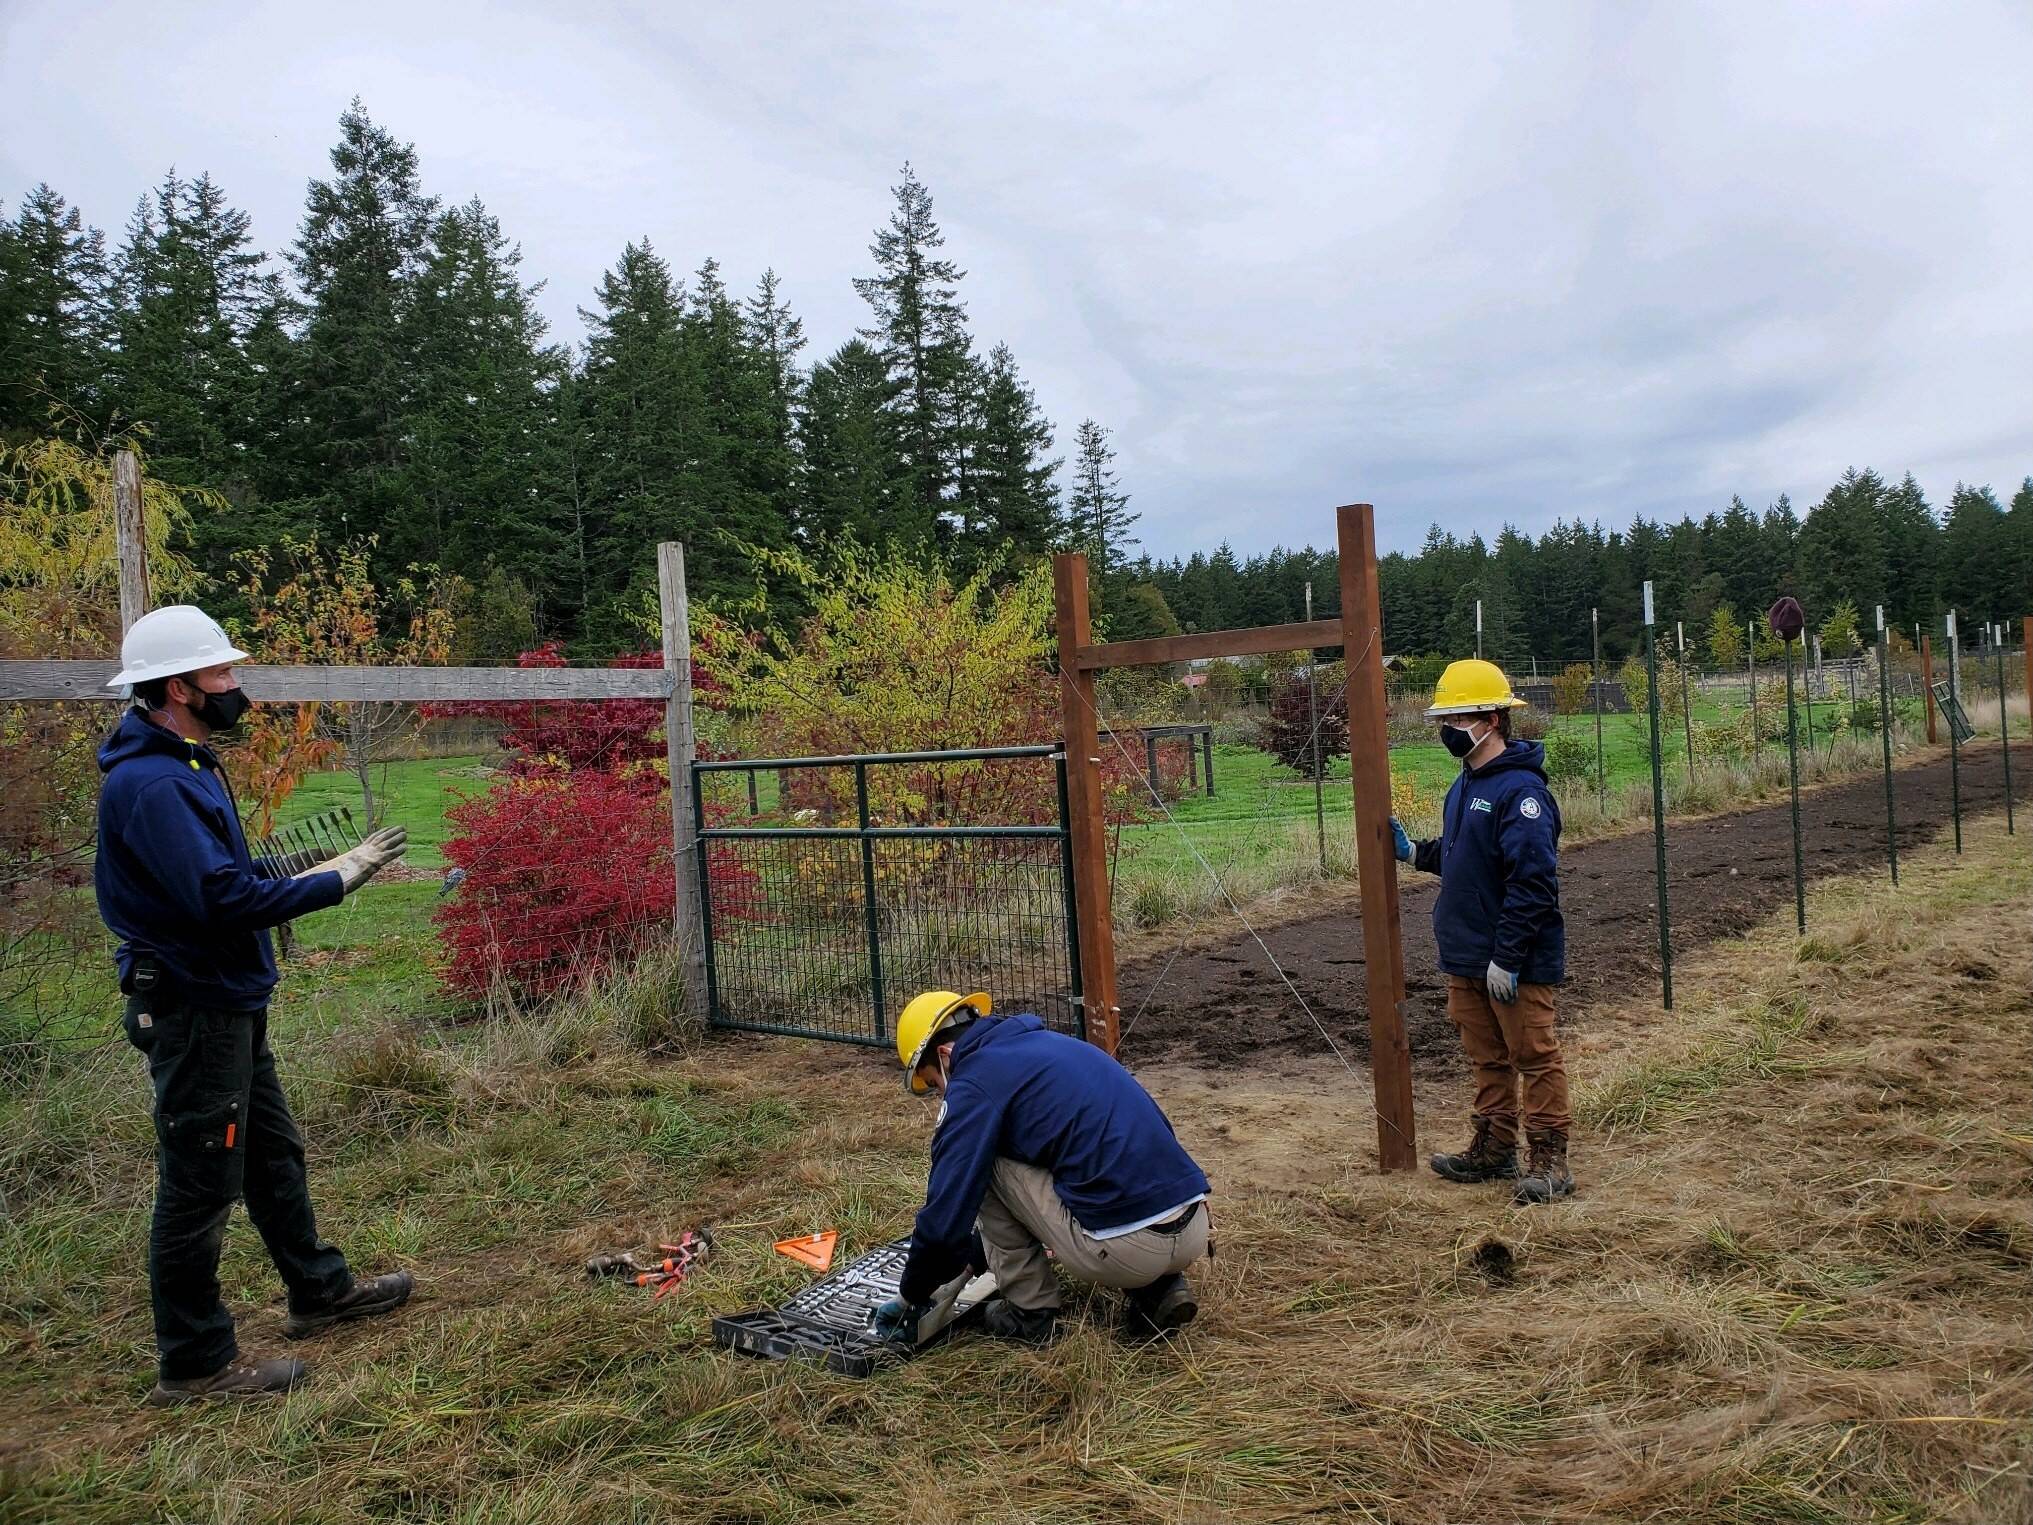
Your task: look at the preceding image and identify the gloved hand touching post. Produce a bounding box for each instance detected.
[1390,817,1412,864]
[1485,961,1518,1005]
[297,825,408,894]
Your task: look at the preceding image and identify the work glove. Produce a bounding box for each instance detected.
[870,1295,921,1344]
[299,825,409,894]
[1485,961,1519,1005]
[1389,817,1412,863]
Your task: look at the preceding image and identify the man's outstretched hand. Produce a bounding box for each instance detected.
[298,825,409,894]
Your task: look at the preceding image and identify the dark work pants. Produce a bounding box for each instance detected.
[122,996,352,1380]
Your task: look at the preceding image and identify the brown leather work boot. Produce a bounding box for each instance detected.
[284,1269,415,1338]
[1429,1118,1520,1184]
[1513,1131,1575,1205]
[147,1354,306,1406]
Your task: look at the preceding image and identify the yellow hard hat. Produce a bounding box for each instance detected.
[1424,658,1527,717]
[895,990,991,1093]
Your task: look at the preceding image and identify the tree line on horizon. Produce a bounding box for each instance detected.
[2,101,2025,665]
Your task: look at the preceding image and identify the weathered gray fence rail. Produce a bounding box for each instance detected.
[0,662,673,703]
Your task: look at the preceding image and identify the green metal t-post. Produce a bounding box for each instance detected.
[1947,612,1961,853]
[1591,607,1605,810]
[1677,621,1695,781]
[1877,607,1897,885]
[1748,617,1760,765]
[1643,583,1672,1009]
[1995,621,2014,836]
[1784,636,1806,934]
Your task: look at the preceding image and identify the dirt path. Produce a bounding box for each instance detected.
[1120,743,2028,1071]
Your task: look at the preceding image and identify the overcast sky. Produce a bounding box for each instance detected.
[5,1,2029,559]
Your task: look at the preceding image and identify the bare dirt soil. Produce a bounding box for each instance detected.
[1121,743,2030,1072]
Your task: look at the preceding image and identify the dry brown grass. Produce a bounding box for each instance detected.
[2,815,2027,1523]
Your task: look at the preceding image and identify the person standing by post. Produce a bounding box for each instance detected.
[96,605,416,1405]
[1390,659,1574,1204]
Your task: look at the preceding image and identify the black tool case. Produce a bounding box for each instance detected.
[712,1237,994,1377]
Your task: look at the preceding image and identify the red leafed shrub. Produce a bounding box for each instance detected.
[433,768,751,1003]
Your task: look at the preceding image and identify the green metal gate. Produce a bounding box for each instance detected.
[690,745,1083,1046]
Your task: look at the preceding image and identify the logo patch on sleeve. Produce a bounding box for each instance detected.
[1520,796,1542,820]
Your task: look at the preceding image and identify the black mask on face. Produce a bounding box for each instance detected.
[191,684,252,734]
[1440,721,1483,759]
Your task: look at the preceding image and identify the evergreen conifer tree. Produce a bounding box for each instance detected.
[965,342,1061,565]
[853,164,969,538]
[285,101,439,549]
[799,338,909,549]
[0,184,114,432]
[1066,418,1137,583]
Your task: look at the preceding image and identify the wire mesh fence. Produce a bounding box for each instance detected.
[693,749,1082,1047]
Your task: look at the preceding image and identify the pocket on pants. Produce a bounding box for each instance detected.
[153,1012,251,1158]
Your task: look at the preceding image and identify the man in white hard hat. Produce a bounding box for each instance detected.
[95,605,415,1405]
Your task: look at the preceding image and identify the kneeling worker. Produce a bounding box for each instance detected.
[1391,658,1574,1205]
[96,605,416,1405]
[875,991,1210,1344]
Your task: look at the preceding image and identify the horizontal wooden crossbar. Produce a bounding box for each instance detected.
[0,660,673,703]
[1073,618,1345,670]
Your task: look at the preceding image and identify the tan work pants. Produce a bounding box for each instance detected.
[976,1158,1209,1313]
[1444,974,1572,1143]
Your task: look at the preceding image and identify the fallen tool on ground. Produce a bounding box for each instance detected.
[585,1227,714,1299]
[714,1236,996,1377]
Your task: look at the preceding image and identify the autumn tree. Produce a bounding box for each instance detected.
[232,534,455,829]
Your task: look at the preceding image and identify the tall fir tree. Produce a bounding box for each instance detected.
[962,342,1061,567]
[799,337,909,550]
[0,184,114,433]
[1795,468,1888,622]
[1878,472,1938,633]
[400,197,569,599]
[744,267,806,525]
[284,101,439,551]
[1066,418,1137,584]
[853,163,968,542]
[574,238,699,635]
[111,173,272,486]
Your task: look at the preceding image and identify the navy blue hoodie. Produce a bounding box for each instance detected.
[1411,738,1565,985]
[95,707,344,1010]
[898,1014,1209,1303]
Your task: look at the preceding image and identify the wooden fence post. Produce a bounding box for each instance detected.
[1335,503,1417,1173]
[114,449,149,634]
[1053,553,1120,1054]
[1920,635,1938,744]
[658,543,707,1018]
[2023,617,2032,734]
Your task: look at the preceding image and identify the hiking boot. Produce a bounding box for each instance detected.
[284,1269,415,1338]
[147,1354,305,1407]
[980,1298,1057,1345]
[1513,1131,1575,1205]
[1430,1119,1520,1185]
[1124,1272,1199,1338]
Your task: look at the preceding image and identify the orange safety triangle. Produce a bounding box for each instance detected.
[773,1230,838,1273]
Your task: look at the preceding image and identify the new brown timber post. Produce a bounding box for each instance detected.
[1336,503,1417,1172]
[1053,553,1121,1053]
[2024,618,2032,736]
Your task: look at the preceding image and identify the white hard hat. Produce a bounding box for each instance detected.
[107,605,251,690]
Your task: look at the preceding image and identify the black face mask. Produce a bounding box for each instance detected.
[1440,722,1483,759]
[192,684,252,734]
